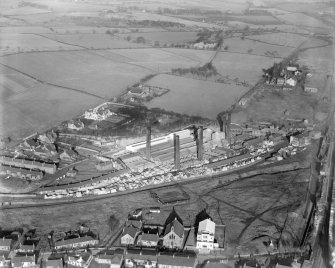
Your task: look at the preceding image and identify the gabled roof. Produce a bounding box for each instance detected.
[157,253,196,267]
[46,259,63,268]
[122,226,139,239]
[11,255,35,264]
[125,249,157,261]
[184,228,195,248]
[198,219,215,234]
[54,236,97,247]
[125,220,142,229]
[164,218,184,238]
[96,254,122,265]
[137,233,159,243]
[0,238,11,248]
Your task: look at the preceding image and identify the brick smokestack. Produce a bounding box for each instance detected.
[226,113,231,145]
[197,126,203,160]
[174,134,180,170]
[146,126,151,160]
[217,115,223,132]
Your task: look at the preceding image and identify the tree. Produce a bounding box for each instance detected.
[126,35,131,41]
[154,41,160,47]
[136,36,145,43]
[224,45,229,50]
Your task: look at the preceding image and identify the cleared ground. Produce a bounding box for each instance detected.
[145,74,248,119]
[0,168,309,255]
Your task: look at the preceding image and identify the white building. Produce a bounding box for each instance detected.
[196,219,216,251]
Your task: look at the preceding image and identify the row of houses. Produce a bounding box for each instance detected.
[0,165,43,180]
[0,156,56,174]
[121,213,220,253]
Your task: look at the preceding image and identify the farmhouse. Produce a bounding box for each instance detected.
[162,218,184,249]
[0,238,12,251]
[286,77,297,87]
[54,236,98,250]
[196,218,218,251]
[157,252,197,268]
[11,255,35,268]
[45,259,63,268]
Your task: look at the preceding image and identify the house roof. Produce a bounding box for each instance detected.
[0,238,11,248]
[19,244,35,250]
[125,220,142,229]
[138,233,159,243]
[54,236,97,248]
[11,255,34,263]
[198,219,215,234]
[184,228,195,248]
[95,254,122,265]
[125,249,157,261]
[46,259,63,268]
[164,218,184,238]
[122,226,139,239]
[157,253,196,267]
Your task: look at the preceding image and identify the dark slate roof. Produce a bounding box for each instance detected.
[125,249,157,261]
[46,259,63,268]
[157,253,196,267]
[125,220,142,229]
[138,233,159,243]
[164,218,184,238]
[122,226,139,239]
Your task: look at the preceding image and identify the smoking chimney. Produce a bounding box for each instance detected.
[197,126,203,160]
[146,126,151,160]
[174,134,180,170]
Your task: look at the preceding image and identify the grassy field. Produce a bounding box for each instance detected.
[247,33,309,48]
[43,33,149,49]
[0,50,152,98]
[118,31,198,45]
[298,46,333,74]
[0,33,79,54]
[212,52,276,85]
[223,37,293,58]
[275,13,330,29]
[145,74,248,119]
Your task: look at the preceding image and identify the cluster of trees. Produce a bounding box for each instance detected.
[105,29,119,35]
[19,1,49,10]
[126,20,185,28]
[171,62,218,79]
[156,7,222,16]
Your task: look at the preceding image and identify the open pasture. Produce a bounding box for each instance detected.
[118,31,198,45]
[43,33,149,49]
[0,33,79,54]
[0,50,152,99]
[275,13,330,29]
[229,15,280,25]
[298,46,333,74]
[0,77,102,139]
[222,37,293,58]
[246,33,308,48]
[100,48,200,72]
[212,52,276,85]
[145,74,248,119]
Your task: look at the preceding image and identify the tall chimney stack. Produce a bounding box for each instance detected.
[197,126,203,160]
[146,126,151,160]
[174,134,180,170]
[226,113,231,145]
